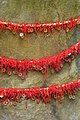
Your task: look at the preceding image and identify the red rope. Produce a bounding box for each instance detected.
[0,79,80,106]
[0,16,80,38]
[0,41,80,80]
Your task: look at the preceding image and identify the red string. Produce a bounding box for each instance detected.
[0,16,79,37]
[0,79,79,106]
[0,41,80,80]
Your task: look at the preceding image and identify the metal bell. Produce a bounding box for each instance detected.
[19,32,24,39]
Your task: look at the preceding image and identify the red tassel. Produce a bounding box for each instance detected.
[21,24,27,37]
[0,16,79,37]
[43,24,48,33]
[33,24,38,35]
[55,22,61,30]
[27,25,32,33]
[62,21,69,32]
[51,23,55,32]
[0,79,79,107]
[0,41,79,80]
[0,21,6,31]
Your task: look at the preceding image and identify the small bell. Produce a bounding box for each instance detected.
[31,96,36,101]
[0,95,3,98]
[60,64,63,68]
[77,18,80,24]
[21,94,26,101]
[13,70,16,75]
[69,95,75,99]
[22,94,26,98]
[28,27,34,33]
[8,71,12,76]
[43,25,48,33]
[33,66,38,71]
[71,55,75,60]
[44,29,48,33]
[21,75,25,80]
[72,95,76,100]
[69,95,72,99]
[41,69,45,74]
[40,67,43,71]
[3,101,8,105]
[2,68,6,73]
[68,53,71,56]
[66,28,69,32]
[19,32,24,39]
[9,101,13,106]
[18,72,22,77]
[13,102,17,106]
[30,28,34,33]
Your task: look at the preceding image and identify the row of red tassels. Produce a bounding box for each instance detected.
[0,16,80,37]
[0,41,80,80]
[0,79,80,106]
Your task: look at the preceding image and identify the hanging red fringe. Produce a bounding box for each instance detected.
[0,41,80,79]
[0,16,80,38]
[0,79,80,106]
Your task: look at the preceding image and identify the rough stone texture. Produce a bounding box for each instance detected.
[0,0,80,120]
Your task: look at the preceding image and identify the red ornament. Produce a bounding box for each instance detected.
[0,16,79,37]
[0,41,80,80]
[0,79,79,107]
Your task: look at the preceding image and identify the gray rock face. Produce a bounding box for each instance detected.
[0,0,80,120]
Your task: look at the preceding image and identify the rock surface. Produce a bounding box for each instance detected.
[0,0,80,120]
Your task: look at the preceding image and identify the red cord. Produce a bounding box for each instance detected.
[0,41,80,80]
[0,16,80,38]
[0,79,79,106]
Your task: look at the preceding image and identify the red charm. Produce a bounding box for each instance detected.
[0,41,80,80]
[0,79,79,106]
[0,16,79,37]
